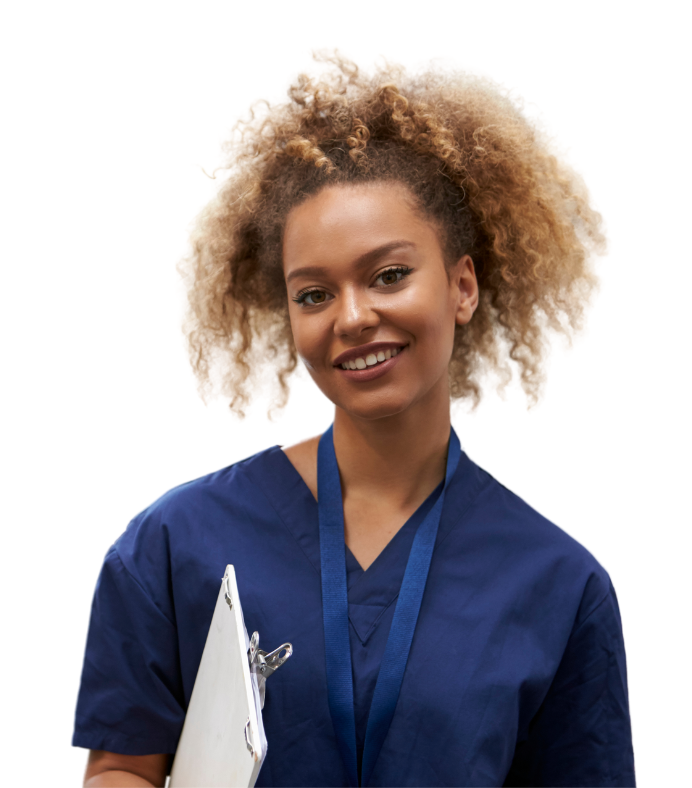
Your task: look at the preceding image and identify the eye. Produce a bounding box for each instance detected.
[293,289,332,307]
[374,266,413,287]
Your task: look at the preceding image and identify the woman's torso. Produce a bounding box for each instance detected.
[74,444,632,787]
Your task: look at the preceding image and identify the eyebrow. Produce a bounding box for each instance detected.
[285,240,416,285]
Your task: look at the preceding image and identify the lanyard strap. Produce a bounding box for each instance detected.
[318,426,461,786]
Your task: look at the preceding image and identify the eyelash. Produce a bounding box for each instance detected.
[292,266,414,306]
[375,265,414,287]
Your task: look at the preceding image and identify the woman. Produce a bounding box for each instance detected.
[74,57,635,787]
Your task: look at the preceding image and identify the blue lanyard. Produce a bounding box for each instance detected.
[318,425,461,786]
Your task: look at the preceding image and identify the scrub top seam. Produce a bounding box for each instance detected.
[242,460,322,578]
[72,719,179,755]
[273,444,319,502]
[434,473,495,552]
[571,579,615,636]
[110,543,177,628]
[349,593,400,645]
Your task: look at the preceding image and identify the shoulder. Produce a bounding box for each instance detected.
[130,443,284,524]
[453,452,613,625]
[461,452,605,569]
[110,444,286,584]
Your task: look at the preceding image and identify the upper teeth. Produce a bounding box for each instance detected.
[341,347,399,370]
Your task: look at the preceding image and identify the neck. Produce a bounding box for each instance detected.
[332,377,452,508]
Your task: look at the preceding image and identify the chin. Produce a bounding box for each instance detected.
[311,363,450,422]
[330,389,421,422]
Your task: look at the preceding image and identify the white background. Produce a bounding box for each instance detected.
[1,1,690,785]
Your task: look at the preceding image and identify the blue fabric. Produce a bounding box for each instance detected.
[318,426,461,786]
[345,481,443,784]
[318,427,359,786]
[73,445,636,787]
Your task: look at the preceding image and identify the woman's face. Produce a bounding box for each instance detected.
[283,181,478,421]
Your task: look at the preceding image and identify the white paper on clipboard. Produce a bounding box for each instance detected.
[169,565,291,788]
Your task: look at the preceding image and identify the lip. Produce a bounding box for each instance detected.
[335,344,407,383]
[332,341,407,367]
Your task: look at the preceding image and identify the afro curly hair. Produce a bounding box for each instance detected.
[180,54,605,415]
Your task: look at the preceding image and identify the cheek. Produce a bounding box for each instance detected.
[288,311,329,368]
[396,280,457,346]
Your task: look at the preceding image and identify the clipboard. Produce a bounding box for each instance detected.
[169,565,292,788]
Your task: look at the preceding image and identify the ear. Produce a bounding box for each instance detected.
[452,254,479,326]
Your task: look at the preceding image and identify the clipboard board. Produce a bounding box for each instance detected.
[169,565,292,788]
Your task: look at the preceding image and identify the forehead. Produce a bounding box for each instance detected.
[282,182,441,271]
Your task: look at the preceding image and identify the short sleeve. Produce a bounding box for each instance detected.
[72,545,185,754]
[503,581,635,787]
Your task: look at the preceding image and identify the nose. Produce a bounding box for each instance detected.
[333,286,380,339]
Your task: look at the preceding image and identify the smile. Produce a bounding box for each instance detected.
[339,347,401,370]
[332,343,408,383]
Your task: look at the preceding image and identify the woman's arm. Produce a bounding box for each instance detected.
[503,583,635,787]
[73,545,185,783]
[84,751,169,787]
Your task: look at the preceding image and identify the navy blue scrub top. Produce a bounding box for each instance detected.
[73,445,636,787]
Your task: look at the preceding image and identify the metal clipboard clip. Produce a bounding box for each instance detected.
[247,631,292,708]
[222,574,293,709]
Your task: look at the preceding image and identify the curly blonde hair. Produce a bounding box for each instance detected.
[181,55,604,414]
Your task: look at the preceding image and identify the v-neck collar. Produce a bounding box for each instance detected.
[344,480,443,597]
[243,442,490,587]
[244,443,491,649]
[343,481,442,645]
[244,445,323,576]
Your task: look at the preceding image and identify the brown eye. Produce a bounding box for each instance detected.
[294,289,332,306]
[374,267,412,287]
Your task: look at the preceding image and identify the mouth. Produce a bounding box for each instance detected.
[332,342,408,382]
